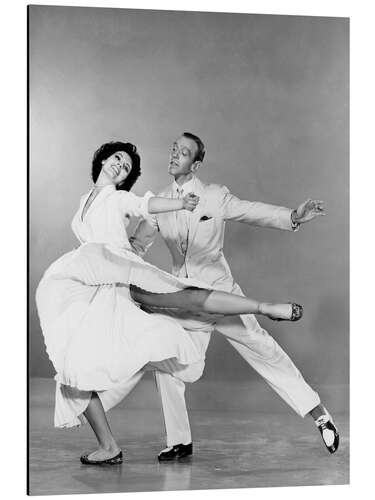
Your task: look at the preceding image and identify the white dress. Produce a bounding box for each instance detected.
[36,185,205,428]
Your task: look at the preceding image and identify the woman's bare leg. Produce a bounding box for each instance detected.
[130,286,302,321]
[82,392,121,461]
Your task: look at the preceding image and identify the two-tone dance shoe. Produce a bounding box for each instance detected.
[158,442,193,462]
[80,450,123,465]
[259,302,303,322]
[315,412,340,454]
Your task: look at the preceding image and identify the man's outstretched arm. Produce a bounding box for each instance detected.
[216,186,325,231]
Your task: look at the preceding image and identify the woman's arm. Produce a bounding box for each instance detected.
[148,193,199,214]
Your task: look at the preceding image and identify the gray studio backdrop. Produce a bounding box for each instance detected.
[29,6,349,390]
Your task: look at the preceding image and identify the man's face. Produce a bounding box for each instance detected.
[168,136,199,177]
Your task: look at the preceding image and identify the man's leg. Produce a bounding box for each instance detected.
[155,372,191,447]
[149,358,205,460]
[215,313,339,452]
[216,313,320,416]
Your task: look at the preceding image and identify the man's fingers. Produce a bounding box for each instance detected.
[311,208,326,217]
[311,199,324,206]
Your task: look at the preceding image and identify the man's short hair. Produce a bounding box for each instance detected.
[182,132,206,162]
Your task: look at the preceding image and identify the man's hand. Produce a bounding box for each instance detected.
[182,192,200,212]
[293,199,326,224]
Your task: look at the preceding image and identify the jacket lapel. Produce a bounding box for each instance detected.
[186,177,206,258]
[159,178,206,257]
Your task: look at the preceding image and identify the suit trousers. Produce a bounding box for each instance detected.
[153,283,320,446]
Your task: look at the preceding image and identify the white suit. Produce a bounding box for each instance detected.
[130,176,320,445]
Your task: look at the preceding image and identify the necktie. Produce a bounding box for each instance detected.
[176,187,189,255]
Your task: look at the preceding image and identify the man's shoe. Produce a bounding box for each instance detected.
[80,450,123,465]
[315,413,339,454]
[158,443,193,462]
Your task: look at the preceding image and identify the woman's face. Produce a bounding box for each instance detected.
[101,151,132,186]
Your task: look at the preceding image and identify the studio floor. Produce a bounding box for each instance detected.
[28,378,349,495]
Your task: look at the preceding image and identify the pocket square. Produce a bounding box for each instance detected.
[199,215,212,221]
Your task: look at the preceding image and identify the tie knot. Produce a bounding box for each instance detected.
[176,187,184,197]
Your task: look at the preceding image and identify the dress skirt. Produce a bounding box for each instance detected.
[36,242,209,428]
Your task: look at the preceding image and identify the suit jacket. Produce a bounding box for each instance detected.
[130,177,296,293]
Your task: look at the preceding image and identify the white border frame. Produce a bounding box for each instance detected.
[1,1,372,499]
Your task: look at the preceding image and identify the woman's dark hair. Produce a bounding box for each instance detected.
[91,141,141,191]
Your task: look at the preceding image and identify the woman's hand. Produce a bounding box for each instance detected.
[148,194,199,214]
[182,192,200,212]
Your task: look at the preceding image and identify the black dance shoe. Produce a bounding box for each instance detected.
[284,303,303,322]
[315,413,340,454]
[80,450,123,465]
[158,443,193,462]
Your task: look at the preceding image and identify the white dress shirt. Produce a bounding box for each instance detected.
[172,177,196,255]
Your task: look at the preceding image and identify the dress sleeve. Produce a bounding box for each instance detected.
[71,200,86,243]
[117,190,154,219]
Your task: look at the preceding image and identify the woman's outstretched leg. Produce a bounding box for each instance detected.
[80,392,122,464]
[130,286,302,322]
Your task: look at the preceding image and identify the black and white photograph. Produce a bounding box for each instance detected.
[27,3,349,496]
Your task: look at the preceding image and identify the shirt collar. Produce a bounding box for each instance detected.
[173,176,196,195]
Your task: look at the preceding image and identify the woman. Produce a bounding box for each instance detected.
[36,141,302,464]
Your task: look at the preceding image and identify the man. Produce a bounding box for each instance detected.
[130,132,339,461]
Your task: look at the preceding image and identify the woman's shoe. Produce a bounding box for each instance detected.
[259,302,303,322]
[289,303,303,322]
[80,450,123,465]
